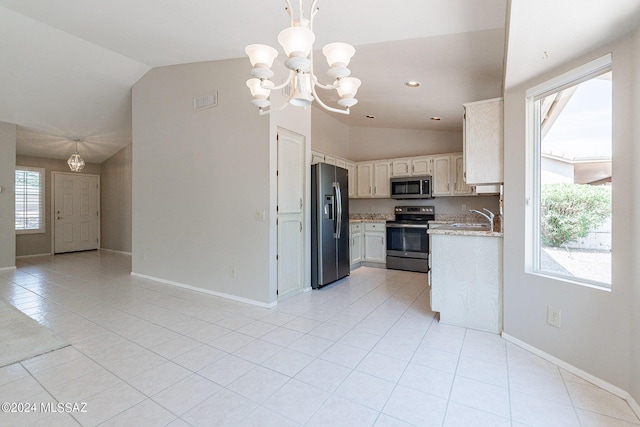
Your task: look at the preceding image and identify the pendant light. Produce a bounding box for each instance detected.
[67,139,85,172]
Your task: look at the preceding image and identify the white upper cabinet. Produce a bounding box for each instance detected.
[323,154,337,165]
[345,161,357,198]
[392,156,433,177]
[452,153,474,195]
[357,162,374,197]
[411,156,433,176]
[357,160,391,198]
[373,161,391,198]
[432,155,452,196]
[311,150,325,165]
[463,98,504,185]
[391,158,412,177]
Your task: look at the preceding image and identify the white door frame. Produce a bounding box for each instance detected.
[51,171,101,253]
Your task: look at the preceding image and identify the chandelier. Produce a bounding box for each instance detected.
[245,0,361,115]
[67,139,85,172]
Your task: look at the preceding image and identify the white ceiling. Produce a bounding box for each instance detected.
[3,1,640,165]
[505,0,640,90]
[0,0,508,163]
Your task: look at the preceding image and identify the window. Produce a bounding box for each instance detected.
[527,54,612,288]
[15,167,45,234]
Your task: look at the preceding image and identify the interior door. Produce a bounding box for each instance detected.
[277,128,305,299]
[53,172,100,253]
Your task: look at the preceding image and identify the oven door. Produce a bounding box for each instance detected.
[386,223,429,259]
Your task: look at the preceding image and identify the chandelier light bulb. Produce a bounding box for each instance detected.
[246,79,274,109]
[322,42,356,68]
[246,78,272,99]
[336,77,361,108]
[245,44,278,68]
[278,27,315,58]
[336,77,361,99]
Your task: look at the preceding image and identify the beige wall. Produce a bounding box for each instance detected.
[503,34,637,395]
[311,108,350,158]
[631,26,640,407]
[0,122,16,269]
[132,58,277,305]
[348,127,463,161]
[15,155,101,257]
[100,143,132,253]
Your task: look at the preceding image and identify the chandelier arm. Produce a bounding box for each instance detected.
[299,0,304,26]
[309,0,319,31]
[258,100,290,115]
[313,79,337,91]
[260,70,295,91]
[310,84,350,115]
[284,0,293,26]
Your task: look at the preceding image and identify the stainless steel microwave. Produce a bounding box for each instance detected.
[390,175,433,199]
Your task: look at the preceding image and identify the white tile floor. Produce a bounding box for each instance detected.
[0,250,638,426]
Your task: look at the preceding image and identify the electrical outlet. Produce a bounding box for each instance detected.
[230,267,237,278]
[461,203,467,212]
[255,210,265,221]
[547,306,561,328]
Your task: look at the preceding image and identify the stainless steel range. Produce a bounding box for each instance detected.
[386,206,435,273]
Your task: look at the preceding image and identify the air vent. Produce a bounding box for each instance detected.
[193,91,218,111]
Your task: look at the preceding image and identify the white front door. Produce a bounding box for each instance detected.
[277,128,305,300]
[53,172,100,253]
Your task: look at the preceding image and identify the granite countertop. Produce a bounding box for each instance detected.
[428,213,503,237]
[349,213,394,223]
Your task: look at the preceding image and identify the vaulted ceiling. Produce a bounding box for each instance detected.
[2,1,639,165]
[0,0,508,163]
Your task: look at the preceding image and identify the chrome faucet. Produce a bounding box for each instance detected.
[469,208,495,232]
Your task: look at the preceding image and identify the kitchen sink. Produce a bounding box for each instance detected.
[450,223,490,229]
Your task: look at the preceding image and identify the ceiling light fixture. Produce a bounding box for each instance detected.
[245,0,360,115]
[405,81,421,88]
[67,139,85,172]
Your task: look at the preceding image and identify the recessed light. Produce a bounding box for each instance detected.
[405,81,421,88]
[366,115,375,119]
[430,117,442,121]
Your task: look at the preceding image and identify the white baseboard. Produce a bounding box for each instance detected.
[15,253,52,259]
[0,266,16,273]
[130,272,277,309]
[502,333,640,419]
[100,248,132,256]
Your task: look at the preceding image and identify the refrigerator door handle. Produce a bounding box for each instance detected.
[333,181,342,239]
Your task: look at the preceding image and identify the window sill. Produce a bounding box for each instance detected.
[527,270,612,292]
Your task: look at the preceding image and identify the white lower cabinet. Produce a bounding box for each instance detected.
[363,223,386,263]
[430,233,503,333]
[350,223,363,266]
[350,222,386,267]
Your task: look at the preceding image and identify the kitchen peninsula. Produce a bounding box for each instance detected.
[428,220,503,333]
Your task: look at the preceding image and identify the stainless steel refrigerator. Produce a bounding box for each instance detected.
[311,162,350,289]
